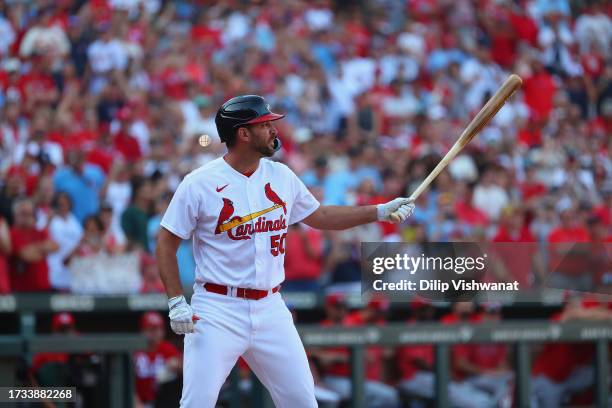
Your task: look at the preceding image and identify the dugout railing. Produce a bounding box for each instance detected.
[0,294,610,408]
[0,334,146,408]
[297,322,611,408]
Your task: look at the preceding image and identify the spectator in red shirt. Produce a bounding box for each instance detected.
[592,190,611,227]
[464,303,513,407]
[548,208,591,242]
[113,111,142,163]
[134,311,181,408]
[9,198,58,292]
[531,295,610,408]
[547,209,593,291]
[314,294,399,407]
[587,215,612,292]
[454,183,489,227]
[140,254,164,293]
[323,296,400,408]
[439,302,496,407]
[314,294,351,383]
[397,298,436,400]
[490,206,545,287]
[519,166,547,202]
[522,55,556,120]
[283,223,324,291]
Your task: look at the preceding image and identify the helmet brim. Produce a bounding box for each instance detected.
[244,112,285,125]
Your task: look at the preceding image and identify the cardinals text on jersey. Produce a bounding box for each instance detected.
[160,157,320,290]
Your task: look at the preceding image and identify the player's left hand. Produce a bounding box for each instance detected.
[168,295,200,335]
[377,197,415,223]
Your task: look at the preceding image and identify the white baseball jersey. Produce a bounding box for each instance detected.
[160,157,320,290]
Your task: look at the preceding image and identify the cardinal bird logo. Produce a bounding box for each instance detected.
[215,198,244,235]
[215,184,287,240]
[264,183,286,214]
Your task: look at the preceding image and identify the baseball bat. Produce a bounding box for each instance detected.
[390,74,523,222]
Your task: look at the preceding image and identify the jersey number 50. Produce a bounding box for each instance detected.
[270,233,287,256]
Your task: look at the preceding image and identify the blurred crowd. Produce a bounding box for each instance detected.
[0,0,610,294]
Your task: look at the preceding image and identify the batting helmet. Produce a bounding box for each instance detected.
[215,95,284,145]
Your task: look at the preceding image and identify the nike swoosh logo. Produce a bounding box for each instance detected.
[216,184,229,192]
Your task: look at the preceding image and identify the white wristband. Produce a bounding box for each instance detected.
[168,295,185,310]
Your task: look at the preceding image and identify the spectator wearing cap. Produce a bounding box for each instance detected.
[52,312,77,333]
[46,192,83,291]
[9,198,58,292]
[134,311,181,408]
[30,312,77,384]
[53,149,105,223]
[324,296,400,408]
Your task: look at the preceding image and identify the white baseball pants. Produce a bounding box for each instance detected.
[180,288,317,407]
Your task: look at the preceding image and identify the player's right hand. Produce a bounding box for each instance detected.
[377,197,415,223]
[168,295,200,335]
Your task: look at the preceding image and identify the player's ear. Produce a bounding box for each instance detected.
[236,126,250,144]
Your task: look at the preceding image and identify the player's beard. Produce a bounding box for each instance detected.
[252,135,275,157]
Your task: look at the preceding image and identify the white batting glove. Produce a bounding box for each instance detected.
[168,295,199,335]
[377,197,415,223]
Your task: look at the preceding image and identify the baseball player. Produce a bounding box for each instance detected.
[156,95,415,407]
